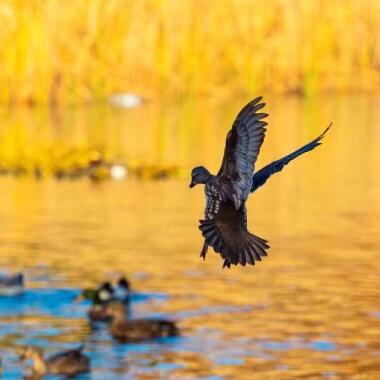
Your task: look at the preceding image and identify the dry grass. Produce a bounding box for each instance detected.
[1,0,380,105]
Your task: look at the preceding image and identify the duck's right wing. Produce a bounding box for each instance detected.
[218,97,268,208]
[251,124,331,193]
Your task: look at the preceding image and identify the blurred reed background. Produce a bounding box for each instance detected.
[0,0,380,106]
[2,2,380,378]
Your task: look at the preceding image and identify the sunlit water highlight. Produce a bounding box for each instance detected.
[0,95,380,379]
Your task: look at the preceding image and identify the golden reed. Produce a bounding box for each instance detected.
[0,0,380,105]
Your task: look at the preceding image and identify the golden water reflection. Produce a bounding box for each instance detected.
[0,95,380,379]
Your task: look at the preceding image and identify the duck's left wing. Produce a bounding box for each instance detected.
[251,124,331,193]
[218,97,268,208]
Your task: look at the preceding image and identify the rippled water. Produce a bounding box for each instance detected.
[0,95,380,379]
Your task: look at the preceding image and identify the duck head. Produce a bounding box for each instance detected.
[118,277,130,290]
[98,282,114,302]
[189,166,212,188]
[19,346,48,375]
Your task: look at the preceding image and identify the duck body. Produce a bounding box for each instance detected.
[110,319,179,342]
[0,272,24,296]
[47,347,90,376]
[20,346,90,377]
[105,303,179,342]
[88,303,112,322]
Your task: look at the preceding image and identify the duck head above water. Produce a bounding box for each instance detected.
[97,282,114,302]
[19,346,48,375]
[189,166,212,188]
[118,277,130,290]
[78,282,114,305]
[115,277,131,302]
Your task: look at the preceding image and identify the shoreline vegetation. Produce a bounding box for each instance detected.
[0,145,180,181]
[0,0,380,106]
[0,157,180,182]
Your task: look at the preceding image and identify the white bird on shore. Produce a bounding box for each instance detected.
[108,93,144,108]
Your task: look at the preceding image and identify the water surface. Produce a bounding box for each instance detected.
[0,95,380,379]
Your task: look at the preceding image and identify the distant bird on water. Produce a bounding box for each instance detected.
[20,345,90,377]
[190,97,331,268]
[0,272,24,296]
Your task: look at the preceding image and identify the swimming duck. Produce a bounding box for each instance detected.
[20,346,90,377]
[105,302,179,342]
[79,281,129,322]
[0,272,24,296]
[80,278,130,304]
[79,282,115,322]
[190,97,331,268]
[97,281,115,303]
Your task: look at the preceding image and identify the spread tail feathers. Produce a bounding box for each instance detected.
[199,219,269,268]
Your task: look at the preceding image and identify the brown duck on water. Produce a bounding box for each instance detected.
[20,346,90,377]
[78,279,130,322]
[105,302,179,342]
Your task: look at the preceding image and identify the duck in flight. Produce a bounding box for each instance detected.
[189,97,331,268]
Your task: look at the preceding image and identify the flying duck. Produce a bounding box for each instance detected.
[190,97,330,268]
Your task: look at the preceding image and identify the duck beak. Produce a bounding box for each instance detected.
[189,181,195,188]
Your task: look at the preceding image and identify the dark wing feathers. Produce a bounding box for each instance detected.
[197,96,331,268]
[199,201,269,268]
[251,123,331,193]
[218,97,268,206]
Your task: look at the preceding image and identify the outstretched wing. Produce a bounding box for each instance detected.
[218,97,268,208]
[251,124,331,193]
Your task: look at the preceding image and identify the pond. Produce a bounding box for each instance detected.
[0,95,380,379]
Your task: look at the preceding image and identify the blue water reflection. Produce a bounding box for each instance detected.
[0,285,340,379]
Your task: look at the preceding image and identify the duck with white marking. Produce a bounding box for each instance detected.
[105,302,179,342]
